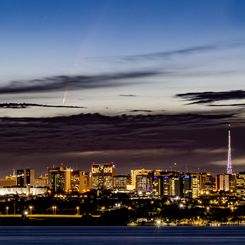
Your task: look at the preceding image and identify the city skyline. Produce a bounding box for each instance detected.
[0,162,244,228]
[0,0,245,176]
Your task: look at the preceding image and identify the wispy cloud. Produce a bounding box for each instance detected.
[176,90,245,105]
[119,94,137,97]
[89,42,243,62]
[0,70,159,94]
[208,103,245,107]
[192,148,227,154]
[0,103,86,109]
[211,157,245,166]
[63,148,187,157]
[129,109,153,113]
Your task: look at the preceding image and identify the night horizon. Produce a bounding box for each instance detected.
[0,1,245,242]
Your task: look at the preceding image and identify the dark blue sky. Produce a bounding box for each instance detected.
[1,0,245,81]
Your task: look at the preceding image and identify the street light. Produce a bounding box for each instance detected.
[5,206,9,215]
[155,219,161,226]
[28,205,33,215]
[23,210,28,217]
[52,205,57,215]
[76,206,80,215]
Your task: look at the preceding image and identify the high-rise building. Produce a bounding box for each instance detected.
[236,172,245,197]
[65,168,71,192]
[71,170,80,193]
[34,174,48,187]
[91,163,115,190]
[152,175,162,196]
[48,165,71,193]
[169,176,183,197]
[16,169,25,187]
[162,175,171,196]
[216,174,236,192]
[80,171,91,193]
[135,173,153,194]
[70,170,90,193]
[25,169,36,186]
[191,174,200,198]
[113,175,131,191]
[216,174,229,192]
[199,173,215,194]
[183,174,200,198]
[16,169,35,187]
[103,164,115,189]
[131,169,152,190]
[152,171,183,197]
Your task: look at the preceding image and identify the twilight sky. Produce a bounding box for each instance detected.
[0,0,245,176]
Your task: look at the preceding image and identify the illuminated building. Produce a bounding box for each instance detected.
[65,167,71,192]
[16,169,25,187]
[0,187,47,196]
[169,176,182,197]
[161,174,183,197]
[183,174,200,198]
[216,174,229,192]
[216,174,236,192]
[91,163,115,190]
[191,174,200,198]
[0,174,17,187]
[152,171,183,197]
[236,172,245,197]
[103,164,115,189]
[113,175,131,191]
[25,169,36,186]
[48,165,71,193]
[162,175,171,196]
[70,170,91,193]
[91,164,103,189]
[135,173,153,194]
[16,169,35,187]
[80,171,91,193]
[34,174,48,187]
[199,173,215,193]
[152,175,162,196]
[131,169,152,190]
[71,170,80,192]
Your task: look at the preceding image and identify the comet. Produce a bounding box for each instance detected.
[62,90,68,105]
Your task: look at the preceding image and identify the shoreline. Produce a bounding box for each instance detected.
[0,215,244,227]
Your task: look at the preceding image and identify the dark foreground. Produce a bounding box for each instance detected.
[0,226,244,245]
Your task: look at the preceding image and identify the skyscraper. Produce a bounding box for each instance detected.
[16,169,35,187]
[227,125,233,175]
[48,165,71,193]
[91,163,115,190]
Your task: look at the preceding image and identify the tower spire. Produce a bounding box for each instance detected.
[227,124,232,174]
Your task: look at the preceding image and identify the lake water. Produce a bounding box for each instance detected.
[0,226,244,244]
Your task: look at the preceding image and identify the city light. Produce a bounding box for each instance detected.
[0,160,243,226]
[52,206,57,215]
[155,219,162,226]
[29,205,33,214]
[76,206,80,215]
